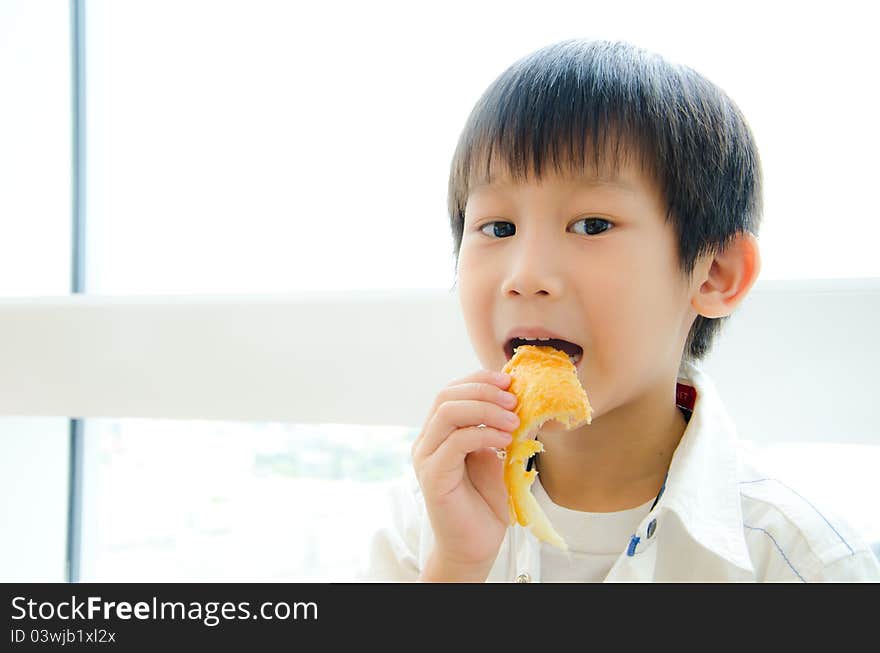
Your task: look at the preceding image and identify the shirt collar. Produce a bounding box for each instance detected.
[654,359,754,574]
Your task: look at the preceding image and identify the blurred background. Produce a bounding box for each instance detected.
[1,0,877,581]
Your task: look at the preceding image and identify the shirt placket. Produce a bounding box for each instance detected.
[511,525,541,582]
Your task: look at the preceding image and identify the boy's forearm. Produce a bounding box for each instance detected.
[418,550,493,583]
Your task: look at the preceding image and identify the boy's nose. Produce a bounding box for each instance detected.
[500,235,564,297]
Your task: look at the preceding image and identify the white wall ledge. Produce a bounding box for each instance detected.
[0,277,877,444]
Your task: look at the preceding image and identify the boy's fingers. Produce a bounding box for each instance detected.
[447,369,512,391]
[425,371,512,418]
[411,370,512,458]
[436,382,519,414]
[414,399,519,462]
[419,426,512,490]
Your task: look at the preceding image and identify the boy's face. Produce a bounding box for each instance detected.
[458,156,697,423]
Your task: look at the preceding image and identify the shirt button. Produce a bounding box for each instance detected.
[515,573,531,583]
[647,519,657,539]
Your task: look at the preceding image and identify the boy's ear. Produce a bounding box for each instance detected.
[690,232,762,319]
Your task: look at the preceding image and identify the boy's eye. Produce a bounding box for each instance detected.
[478,217,613,239]
[479,221,516,238]
[571,217,613,236]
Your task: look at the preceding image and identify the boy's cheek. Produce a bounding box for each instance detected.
[455,257,493,314]
[455,282,495,358]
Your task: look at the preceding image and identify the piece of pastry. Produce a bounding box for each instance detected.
[501,345,592,550]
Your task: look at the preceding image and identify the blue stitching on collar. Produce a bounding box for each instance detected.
[744,524,806,582]
[740,478,854,555]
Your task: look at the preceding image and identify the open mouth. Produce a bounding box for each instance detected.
[504,337,584,366]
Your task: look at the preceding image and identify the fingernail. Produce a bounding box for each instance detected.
[505,412,520,427]
[495,372,511,385]
[499,391,517,407]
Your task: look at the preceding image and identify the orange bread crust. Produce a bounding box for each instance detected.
[501,345,593,550]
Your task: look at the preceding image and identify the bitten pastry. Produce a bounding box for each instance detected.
[501,345,593,550]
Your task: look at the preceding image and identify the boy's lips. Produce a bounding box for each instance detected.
[502,327,584,367]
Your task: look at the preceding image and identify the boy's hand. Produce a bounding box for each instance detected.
[410,369,519,582]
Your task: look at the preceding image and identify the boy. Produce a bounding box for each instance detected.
[362,39,880,581]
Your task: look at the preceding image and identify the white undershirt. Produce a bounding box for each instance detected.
[532,476,654,582]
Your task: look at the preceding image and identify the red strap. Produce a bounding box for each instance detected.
[676,382,697,411]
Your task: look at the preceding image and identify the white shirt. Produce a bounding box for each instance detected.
[360,360,880,582]
[532,478,655,582]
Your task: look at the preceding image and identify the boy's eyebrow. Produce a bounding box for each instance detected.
[578,177,636,192]
[470,176,637,194]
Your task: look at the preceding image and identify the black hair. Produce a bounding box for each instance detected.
[447,39,762,362]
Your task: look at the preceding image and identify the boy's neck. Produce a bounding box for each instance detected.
[534,380,688,513]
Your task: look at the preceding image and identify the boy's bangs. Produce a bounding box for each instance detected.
[450,87,662,215]
[461,124,655,191]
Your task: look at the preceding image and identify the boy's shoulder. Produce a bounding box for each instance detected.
[679,360,878,580]
[734,442,880,581]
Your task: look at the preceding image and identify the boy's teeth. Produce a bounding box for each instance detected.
[510,336,583,366]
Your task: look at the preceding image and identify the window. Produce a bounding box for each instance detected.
[84,1,880,290]
[80,0,880,579]
[3,0,877,582]
[0,0,71,581]
[81,420,414,581]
